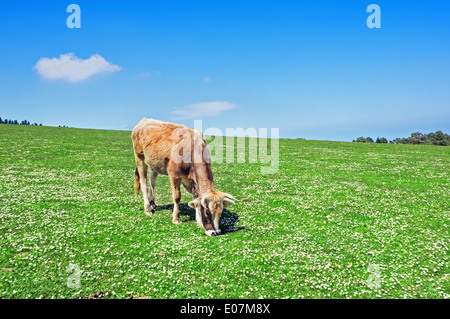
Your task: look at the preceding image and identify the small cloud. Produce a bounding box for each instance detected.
[203,76,213,83]
[172,101,236,120]
[33,53,121,82]
[137,71,161,78]
[137,71,151,78]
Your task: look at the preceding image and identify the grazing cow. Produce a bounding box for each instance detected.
[131,118,236,236]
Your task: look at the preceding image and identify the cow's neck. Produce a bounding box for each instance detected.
[192,163,215,196]
[196,178,214,196]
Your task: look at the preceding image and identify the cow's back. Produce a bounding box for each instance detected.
[132,118,192,174]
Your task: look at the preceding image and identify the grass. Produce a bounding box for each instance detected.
[0,124,449,299]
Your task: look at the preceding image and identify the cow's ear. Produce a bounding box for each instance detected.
[223,198,235,207]
[188,198,202,208]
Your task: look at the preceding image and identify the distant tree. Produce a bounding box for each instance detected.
[376,137,388,143]
[0,117,2,124]
[24,120,33,125]
[354,136,367,143]
[408,132,427,145]
[353,136,375,143]
[391,130,449,146]
[428,130,449,146]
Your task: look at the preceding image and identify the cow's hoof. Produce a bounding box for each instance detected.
[172,218,182,224]
[145,202,155,215]
[144,210,154,216]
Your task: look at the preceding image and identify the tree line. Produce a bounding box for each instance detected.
[0,117,42,126]
[353,131,450,146]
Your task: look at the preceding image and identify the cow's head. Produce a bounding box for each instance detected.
[188,191,236,236]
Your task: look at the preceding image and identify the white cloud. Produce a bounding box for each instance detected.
[171,101,237,120]
[137,71,161,78]
[33,53,121,82]
[203,76,213,83]
[137,71,151,78]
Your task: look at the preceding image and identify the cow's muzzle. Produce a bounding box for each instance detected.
[205,229,221,236]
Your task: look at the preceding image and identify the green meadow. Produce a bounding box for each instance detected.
[0,124,448,299]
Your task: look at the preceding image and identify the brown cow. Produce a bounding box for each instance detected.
[131,118,236,236]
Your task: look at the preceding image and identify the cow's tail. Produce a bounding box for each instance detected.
[134,168,141,197]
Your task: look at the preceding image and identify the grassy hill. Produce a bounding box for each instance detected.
[0,124,449,298]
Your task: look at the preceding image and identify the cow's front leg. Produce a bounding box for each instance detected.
[188,197,204,228]
[195,207,204,228]
[170,177,182,224]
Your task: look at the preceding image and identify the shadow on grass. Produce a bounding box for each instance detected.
[153,203,244,234]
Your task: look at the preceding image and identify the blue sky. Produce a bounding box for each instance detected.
[0,0,449,141]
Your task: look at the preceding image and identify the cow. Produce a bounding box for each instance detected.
[131,118,236,236]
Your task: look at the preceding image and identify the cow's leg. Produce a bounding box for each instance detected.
[170,176,182,224]
[148,170,158,209]
[137,164,152,215]
[182,178,202,226]
[195,206,203,228]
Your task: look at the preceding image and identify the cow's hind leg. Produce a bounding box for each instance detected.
[170,176,182,224]
[148,170,158,209]
[137,164,152,215]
